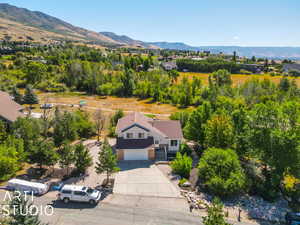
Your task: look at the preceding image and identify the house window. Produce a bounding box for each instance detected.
[170,140,178,146]
[126,133,133,139]
[138,133,145,139]
[155,140,159,145]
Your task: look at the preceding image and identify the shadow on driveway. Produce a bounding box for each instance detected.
[117,160,154,171]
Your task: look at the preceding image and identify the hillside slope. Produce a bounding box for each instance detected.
[100,32,158,49]
[0,3,119,45]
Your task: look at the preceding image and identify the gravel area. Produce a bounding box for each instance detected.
[157,163,289,224]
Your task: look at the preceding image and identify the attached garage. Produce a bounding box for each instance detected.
[116,136,155,161]
[124,149,149,160]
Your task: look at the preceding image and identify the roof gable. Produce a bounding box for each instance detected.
[116,112,183,139]
[121,123,150,133]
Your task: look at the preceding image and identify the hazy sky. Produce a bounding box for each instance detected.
[2,0,300,46]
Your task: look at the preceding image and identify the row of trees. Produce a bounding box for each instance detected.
[0,107,96,181]
[170,72,300,210]
[176,58,242,73]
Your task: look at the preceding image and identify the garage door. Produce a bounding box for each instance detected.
[124,149,149,160]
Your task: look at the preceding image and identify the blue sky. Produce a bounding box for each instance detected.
[2,0,300,46]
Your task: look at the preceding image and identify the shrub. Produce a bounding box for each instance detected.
[202,197,232,225]
[179,178,188,186]
[198,148,246,197]
[74,110,95,138]
[171,152,193,179]
[179,143,192,156]
[281,173,300,210]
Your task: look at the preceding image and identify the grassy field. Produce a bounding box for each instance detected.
[38,92,187,119]
[179,72,300,86]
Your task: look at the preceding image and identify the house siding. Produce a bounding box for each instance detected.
[119,126,149,139]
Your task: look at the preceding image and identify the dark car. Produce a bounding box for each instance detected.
[40,103,54,109]
[286,212,300,225]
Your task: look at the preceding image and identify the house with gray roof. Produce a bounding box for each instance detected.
[116,112,183,160]
[0,91,24,123]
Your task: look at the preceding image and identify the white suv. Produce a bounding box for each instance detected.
[58,185,101,205]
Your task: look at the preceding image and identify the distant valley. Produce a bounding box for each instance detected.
[0,3,300,59]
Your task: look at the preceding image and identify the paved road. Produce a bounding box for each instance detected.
[0,190,266,225]
[114,161,181,198]
[35,194,261,225]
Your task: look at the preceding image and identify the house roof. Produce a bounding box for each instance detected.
[116,112,183,139]
[0,91,24,122]
[116,137,154,149]
[151,120,183,139]
[116,112,164,136]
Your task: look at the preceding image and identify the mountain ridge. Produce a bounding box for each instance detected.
[99,31,158,48]
[1,3,300,59]
[0,3,120,45]
[148,42,300,59]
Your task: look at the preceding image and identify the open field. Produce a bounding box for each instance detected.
[180,72,300,86]
[38,92,187,119]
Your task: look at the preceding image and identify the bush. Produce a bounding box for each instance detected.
[179,143,192,156]
[170,152,193,179]
[202,197,231,225]
[198,148,246,197]
[179,178,188,186]
[0,155,18,181]
[74,110,95,138]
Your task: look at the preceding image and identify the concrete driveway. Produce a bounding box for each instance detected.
[113,161,181,198]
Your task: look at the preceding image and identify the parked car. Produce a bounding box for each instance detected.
[57,185,101,205]
[286,212,300,225]
[40,103,53,109]
[7,179,49,196]
[51,182,64,191]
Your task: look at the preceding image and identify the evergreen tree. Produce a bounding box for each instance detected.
[95,139,119,185]
[278,77,290,92]
[11,87,23,104]
[232,51,237,62]
[74,143,93,174]
[58,142,75,175]
[29,139,58,169]
[23,85,39,107]
[53,111,77,146]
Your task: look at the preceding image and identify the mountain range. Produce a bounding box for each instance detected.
[0,3,300,59]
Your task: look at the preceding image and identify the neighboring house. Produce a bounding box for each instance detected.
[0,91,24,123]
[161,61,177,71]
[116,112,183,161]
[282,63,300,73]
[240,64,264,73]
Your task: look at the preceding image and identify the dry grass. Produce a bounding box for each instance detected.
[38,92,185,119]
[179,72,300,86]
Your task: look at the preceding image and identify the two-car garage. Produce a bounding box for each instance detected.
[123,149,149,160]
[116,136,155,161]
[117,148,155,161]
